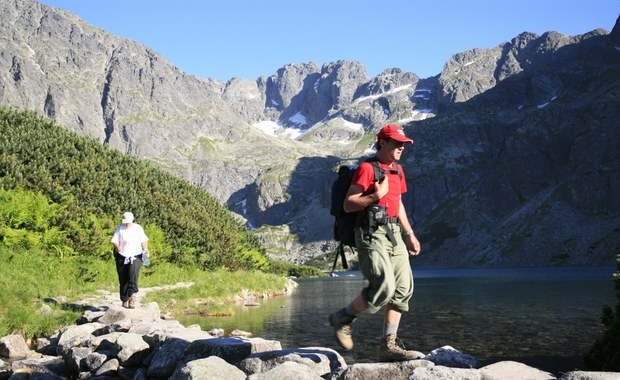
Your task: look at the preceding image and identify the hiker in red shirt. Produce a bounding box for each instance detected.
[329,124,422,361]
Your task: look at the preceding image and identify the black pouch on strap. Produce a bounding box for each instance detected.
[384,224,398,246]
[362,204,397,245]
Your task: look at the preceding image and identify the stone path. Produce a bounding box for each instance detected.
[72,282,194,310]
[3,281,619,379]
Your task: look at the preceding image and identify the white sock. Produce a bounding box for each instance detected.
[384,323,398,337]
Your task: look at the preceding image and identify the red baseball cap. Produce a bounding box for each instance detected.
[377,124,413,144]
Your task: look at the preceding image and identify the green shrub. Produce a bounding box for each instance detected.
[0,187,66,250]
[584,253,620,370]
[0,107,267,270]
[267,260,325,278]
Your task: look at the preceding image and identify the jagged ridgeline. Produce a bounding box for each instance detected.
[0,107,268,271]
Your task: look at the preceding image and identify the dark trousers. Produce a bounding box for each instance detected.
[114,252,142,302]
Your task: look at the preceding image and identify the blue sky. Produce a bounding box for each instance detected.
[40,0,618,82]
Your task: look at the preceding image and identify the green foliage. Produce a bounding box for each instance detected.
[584,253,620,371]
[142,267,289,318]
[0,107,299,341]
[0,245,287,340]
[197,137,217,152]
[0,187,62,229]
[303,249,356,272]
[0,245,116,338]
[143,223,173,263]
[267,260,326,278]
[0,187,65,250]
[0,304,81,341]
[0,187,119,258]
[0,107,267,270]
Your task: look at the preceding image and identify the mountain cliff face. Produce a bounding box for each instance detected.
[409,25,620,267]
[1,0,618,267]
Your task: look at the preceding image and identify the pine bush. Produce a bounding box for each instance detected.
[584,253,620,370]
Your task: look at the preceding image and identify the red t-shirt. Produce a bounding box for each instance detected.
[351,161,407,218]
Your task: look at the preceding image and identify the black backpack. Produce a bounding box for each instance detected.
[329,158,401,271]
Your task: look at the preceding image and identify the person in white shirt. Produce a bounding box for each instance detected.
[111,212,149,309]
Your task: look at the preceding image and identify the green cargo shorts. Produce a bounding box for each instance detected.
[355,222,414,313]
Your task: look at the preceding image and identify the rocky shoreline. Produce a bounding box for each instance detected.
[1,284,619,380]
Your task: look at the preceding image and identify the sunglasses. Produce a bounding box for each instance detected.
[385,139,405,148]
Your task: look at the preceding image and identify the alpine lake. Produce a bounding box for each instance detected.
[178,265,616,376]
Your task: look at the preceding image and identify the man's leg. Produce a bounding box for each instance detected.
[329,295,366,350]
[126,258,141,308]
[379,305,424,361]
[384,304,402,336]
[115,254,130,307]
[331,226,396,350]
[378,228,423,361]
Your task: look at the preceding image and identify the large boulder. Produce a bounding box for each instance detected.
[181,337,282,364]
[479,361,555,380]
[339,360,434,380]
[238,347,346,377]
[0,334,29,359]
[169,356,246,380]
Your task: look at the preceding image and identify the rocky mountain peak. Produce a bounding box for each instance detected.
[1,0,619,268]
[611,14,620,44]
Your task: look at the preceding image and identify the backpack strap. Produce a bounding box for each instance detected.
[367,157,402,182]
[365,157,402,246]
[370,159,383,183]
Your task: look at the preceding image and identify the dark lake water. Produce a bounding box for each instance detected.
[180,266,616,376]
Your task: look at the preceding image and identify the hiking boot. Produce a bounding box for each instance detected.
[122,300,129,308]
[378,334,425,362]
[329,309,356,350]
[128,295,137,309]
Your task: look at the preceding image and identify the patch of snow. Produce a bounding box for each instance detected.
[342,119,364,131]
[363,149,376,156]
[537,96,556,109]
[289,112,307,126]
[282,128,303,139]
[415,108,433,113]
[413,109,433,121]
[270,99,279,107]
[398,109,432,124]
[236,199,248,215]
[252,120,279,136]
[353,84,413,104]
[398,108,433,123]
[252,120,304,140]
[398,116,415,123]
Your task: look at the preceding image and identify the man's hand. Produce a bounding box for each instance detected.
[375,176,389,200]
[405,234,421,256]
